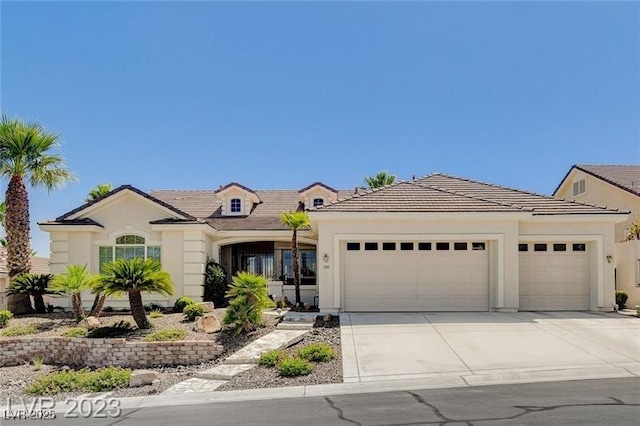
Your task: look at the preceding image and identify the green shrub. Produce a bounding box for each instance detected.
[143,328,188,342]
[25,367,131,395]
[616,292,628,309]
[223,272,273,335]
[150,310,164,318]
[144,302,165,312]
[275,298,285,309]
[277,357,314,377]
[63,327,87,338]
[183,304,205,322]
[87,320,133,338]
[203,259,228,308]
[173,296,195,313]
[0,310,13,328]
[258,349,288,367]
[1,324,38,337]
[297,343,336,363]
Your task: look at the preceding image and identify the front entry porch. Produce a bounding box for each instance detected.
[219,241,318,306]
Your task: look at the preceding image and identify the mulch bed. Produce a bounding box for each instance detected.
[216,315,342,391]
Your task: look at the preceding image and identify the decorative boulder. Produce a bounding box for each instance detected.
[78,316,101,330]
[194,313,221,333]
[129,370,159,388]
[195,301,215,313]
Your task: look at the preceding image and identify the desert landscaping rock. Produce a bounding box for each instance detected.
[129,369,160,387]
[194,314,221,333]
[195,302,215,312]
[78,316,101,330]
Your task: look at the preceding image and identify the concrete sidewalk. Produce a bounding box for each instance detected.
[340,311,640,384]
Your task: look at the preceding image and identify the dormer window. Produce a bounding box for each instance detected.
[299,182,339,209]
[230,198,242,213]
[313,198,324,207]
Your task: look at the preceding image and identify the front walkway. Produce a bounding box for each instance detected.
[340,311,640,385]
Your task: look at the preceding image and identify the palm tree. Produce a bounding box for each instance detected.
[96,258,173,329]
[223,272,273,334]
[8,273,59,313]
[85,183,112,202]
[364,171,396,189]
[0,115,75,314]
[280,211,310,306]
[51,264,97,321]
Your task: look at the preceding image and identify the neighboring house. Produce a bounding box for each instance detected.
[39,173,626,313]
[0,247,51,310]
[554,164,640,307]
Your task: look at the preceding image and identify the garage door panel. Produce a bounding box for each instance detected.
[519,243,589,311]
[344,241,489,312]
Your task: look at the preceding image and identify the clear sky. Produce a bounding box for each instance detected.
[1,1,639,256]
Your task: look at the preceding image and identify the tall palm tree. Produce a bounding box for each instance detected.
[280,211,310,306]
[51,264,97,321]
[95,258,173,329]
[85,183,112,202]
[364,171,396,189]
[0,115,75,314]
[8,273,59,313]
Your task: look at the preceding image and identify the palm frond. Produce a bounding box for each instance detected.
[97,258,174,297]
[280,211,310,230]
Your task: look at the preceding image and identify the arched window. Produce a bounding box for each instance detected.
[230,198,242,213]
[313,197,324,207]
[99,234,161,272]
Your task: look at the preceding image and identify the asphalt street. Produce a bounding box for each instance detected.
[4,377,638,426]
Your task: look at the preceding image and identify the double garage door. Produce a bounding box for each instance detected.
[343,240,490,311]
[342,240,590,312]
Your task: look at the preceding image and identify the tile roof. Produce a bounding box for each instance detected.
[314,174,626,215]
[556,165,640,197]
[415,173,624,215]
[150,189,354,230]
[298,182,338,194]
[313,181,527,213]
[0,248,50,275]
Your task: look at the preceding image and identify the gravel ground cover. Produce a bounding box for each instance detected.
[0,310,280,400]
[216,315,342,391]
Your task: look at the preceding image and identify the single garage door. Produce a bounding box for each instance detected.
[519,242,590,311]
[343,241,489,311]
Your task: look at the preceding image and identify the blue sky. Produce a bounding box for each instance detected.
[1,1,639,256]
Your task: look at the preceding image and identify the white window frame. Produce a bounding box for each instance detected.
[312,197,325,207]
[97,233,162,273]
[572,179,586,196]
[229,197,243,215]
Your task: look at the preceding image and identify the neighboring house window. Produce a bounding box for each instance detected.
[230,198,242,213]
[572,179,586,196]
[313,198,324,207]
[99,235,161,272]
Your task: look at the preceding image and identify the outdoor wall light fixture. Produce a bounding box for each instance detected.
[323,253,329,263]
[606,255,613,264]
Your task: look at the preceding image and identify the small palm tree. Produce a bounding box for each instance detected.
[223,272,273,335]
[51,264,97,321]
[364,171,396,189]
[96,258,173,329]
[0,115,75,314]
[85,183,113,202]
[8,273,59,313]
[280,211,310,306]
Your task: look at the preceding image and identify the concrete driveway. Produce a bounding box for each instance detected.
[340,312,640,386]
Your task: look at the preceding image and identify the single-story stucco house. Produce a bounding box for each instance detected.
[554,164,640,307]
[39,173,627,313]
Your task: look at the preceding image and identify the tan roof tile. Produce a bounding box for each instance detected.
[572,165,640,197]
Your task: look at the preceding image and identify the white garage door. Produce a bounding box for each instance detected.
[519,242,590,311]
[343,241,489,311]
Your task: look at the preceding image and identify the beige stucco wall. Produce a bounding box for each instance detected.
[615,240,640,308]
[555,170,640,241]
